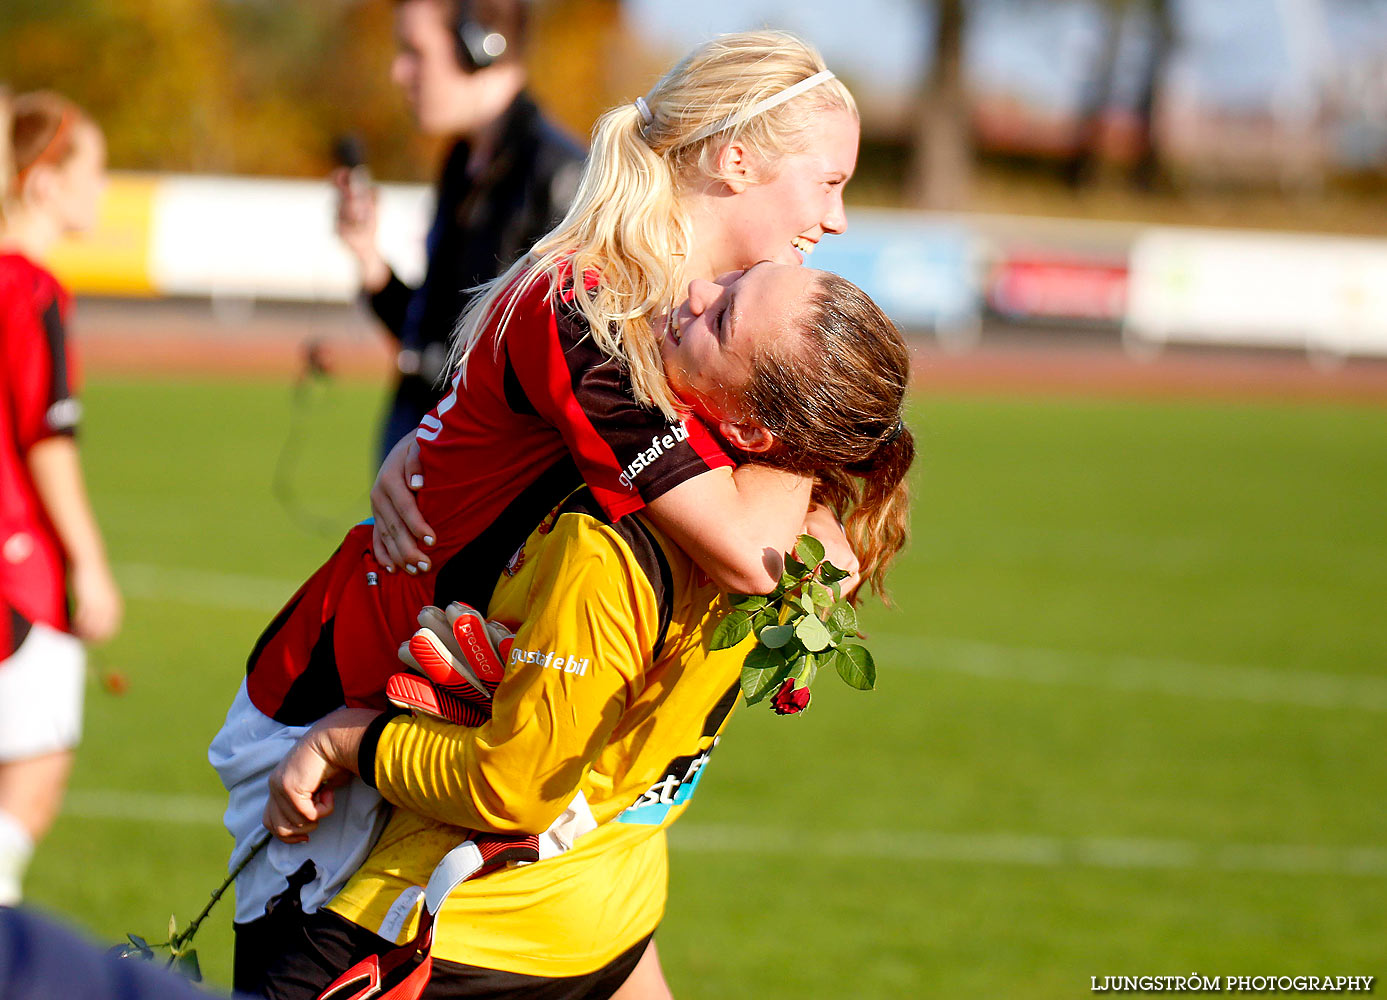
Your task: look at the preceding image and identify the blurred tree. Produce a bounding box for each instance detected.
[1062,0,1125,189]
[1130,0,1174,191]
[527,0,624,143]
[907,0,971,210]
[0,0,655,179]
[1,0,448,178]
[1,0,627,179]
[1,0,241,172]
[219,0,429,180]
[1062,0,1175,192]
[323,0,439,181]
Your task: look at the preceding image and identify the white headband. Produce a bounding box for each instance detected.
[679,69,837,146]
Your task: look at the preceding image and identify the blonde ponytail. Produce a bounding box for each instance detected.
[449,99,691,415]
[448,30,857,421]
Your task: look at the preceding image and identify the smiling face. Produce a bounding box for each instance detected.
[696,108,858,274]
[660,262,820,442]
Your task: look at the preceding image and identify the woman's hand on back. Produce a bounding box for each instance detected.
[370,430,436,574]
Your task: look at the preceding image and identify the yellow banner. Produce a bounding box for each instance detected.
[48,173,157,296]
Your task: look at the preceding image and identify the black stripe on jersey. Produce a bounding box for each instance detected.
[551,308,670,467]
[434,456,582,614]
[244,590,307,680]
[274,617,346,726]
[40,298,76,430]
[356,707,407,790]
[4,604,33,659]
[548,305,725,507]
[700,682,740,739]
[502,350,538,417]
[554,488,674,660]
[630,683,738,818]
[641,522,675,661]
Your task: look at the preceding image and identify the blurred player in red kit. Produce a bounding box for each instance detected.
[0,88,122,905]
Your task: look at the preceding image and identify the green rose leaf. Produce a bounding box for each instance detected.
[828,600,858,635]
[175,949,203,982]
[794,534,826,568]
[835,643,877,691]
[810,581,835,612]
[793,614,834,653]
[818,560,851,585]
[710,611,752,650]
[126,934,154,960]
[741,645,790,705]
[788,652,817,684]
[731,594,769,613]
[783,554,809,579]
[758,623,795,649]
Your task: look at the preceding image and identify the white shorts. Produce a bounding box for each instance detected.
[209,681,391,926]
[0,622,85,763]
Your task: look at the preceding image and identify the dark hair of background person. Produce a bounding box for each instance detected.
[393,0,529,65]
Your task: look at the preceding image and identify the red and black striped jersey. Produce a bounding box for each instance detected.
[244,269,732,724]
[0,253,79,636]
[413,270,732,570]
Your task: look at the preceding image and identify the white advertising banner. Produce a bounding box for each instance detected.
[147,176,432,302]
[1126,227,1387,358]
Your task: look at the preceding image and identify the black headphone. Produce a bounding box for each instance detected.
[452,0,508,71]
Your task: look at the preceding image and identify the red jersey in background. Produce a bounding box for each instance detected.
[0,253,81,652]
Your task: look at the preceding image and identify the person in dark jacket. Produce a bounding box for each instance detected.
[334,0,585,460]
[0,906,249,1000]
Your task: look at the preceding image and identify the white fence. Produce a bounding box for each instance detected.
[49,172,1387,359]
[1126,227,1387,359]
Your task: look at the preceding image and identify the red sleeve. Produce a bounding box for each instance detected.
[505,289,732,521]
[7,279,80,452]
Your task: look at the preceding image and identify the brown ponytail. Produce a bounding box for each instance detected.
[0,89,84,223]
[741,272,915,600]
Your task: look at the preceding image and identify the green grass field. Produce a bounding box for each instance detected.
[24,375,1386,997]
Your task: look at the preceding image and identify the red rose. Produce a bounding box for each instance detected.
[771,678,811,715]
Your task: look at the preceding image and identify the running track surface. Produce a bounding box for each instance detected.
[73,299,1387,406]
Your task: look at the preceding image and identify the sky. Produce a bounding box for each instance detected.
[625,0,1387,116]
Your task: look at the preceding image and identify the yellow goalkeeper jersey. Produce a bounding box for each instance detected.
[326,487,748,977]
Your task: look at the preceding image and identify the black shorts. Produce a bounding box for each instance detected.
[235,907,653,1000]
